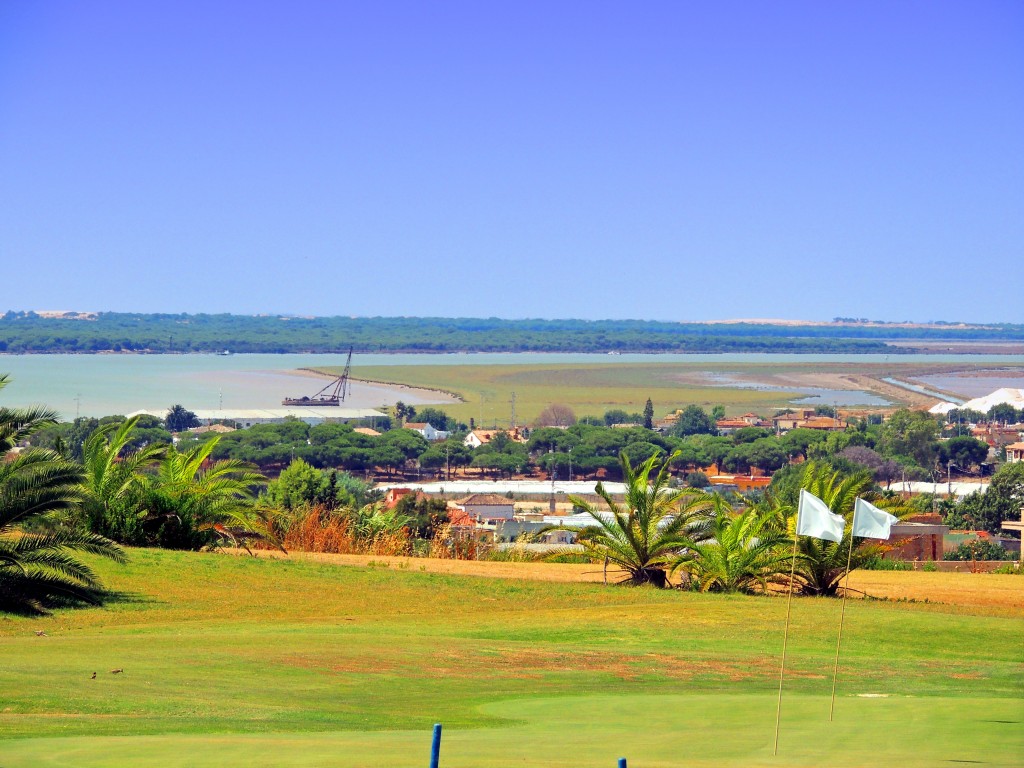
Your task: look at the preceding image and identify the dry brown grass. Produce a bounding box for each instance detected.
[225,548,1023,613]
[427,523,487,560]
[265,505,411,556]
[230,548,616,582]
[842,570,1024,612]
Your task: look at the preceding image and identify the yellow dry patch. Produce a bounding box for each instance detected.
[842,571,1024,613]
[228,548,624,583]
[225,549,1023,615]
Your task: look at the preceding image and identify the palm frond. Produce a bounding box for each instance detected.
[557,450,717,586]
[1,380,124,613]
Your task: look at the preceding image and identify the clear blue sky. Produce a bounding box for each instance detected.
[1,1,1021,322]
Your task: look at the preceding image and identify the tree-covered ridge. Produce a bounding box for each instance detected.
[3,311,1022,354]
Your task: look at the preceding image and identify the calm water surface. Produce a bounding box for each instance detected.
[911,370,1024,399]
[0,353,455,418]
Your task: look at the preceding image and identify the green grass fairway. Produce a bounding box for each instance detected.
[2,550,1022,767]
[6,695,1020,767]
[338,360,1009,424]
[345,362,804,424]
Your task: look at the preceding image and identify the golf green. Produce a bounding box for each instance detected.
[1,550,1021,766]
[3,694,1020,767]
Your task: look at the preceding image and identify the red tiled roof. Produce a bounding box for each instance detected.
[469,428,527,443]
[716,419,754,428]
[452,493,514,506]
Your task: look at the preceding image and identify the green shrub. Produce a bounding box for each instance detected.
[685,471,710,488]
[943,540,1014,561]
[861,555,912,571]
[992,561,1023,575]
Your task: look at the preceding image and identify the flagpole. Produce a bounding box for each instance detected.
[829,501,857,722]
[773,510,801,755]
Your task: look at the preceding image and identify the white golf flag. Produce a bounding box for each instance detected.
[797,489,845,543]
[853,498,899,540]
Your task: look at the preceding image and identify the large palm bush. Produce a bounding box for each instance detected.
[567,451,713,587]
[0,376,124,613]
[148,438,269,549]
[80,416,166,543]
[774,462,909,596]
[672,494,792,594]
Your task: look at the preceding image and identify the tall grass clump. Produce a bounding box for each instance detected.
[428,523,486,560]
[267,503,412,556]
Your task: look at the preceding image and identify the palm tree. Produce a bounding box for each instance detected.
[80,417,166,542]
[776,462,909,596]
[164,404,198,433]
[566,451,713,587]
[0,375,124,614]
[348,502,412,543]
[672,494,792,594]
[149,438,269,549]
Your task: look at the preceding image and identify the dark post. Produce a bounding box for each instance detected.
[429,723,442,768]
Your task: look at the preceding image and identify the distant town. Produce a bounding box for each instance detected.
[24,381,1024,567]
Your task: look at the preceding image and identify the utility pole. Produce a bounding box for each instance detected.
[510,391,516,430]
[74,394,81,420]
[549,448,556,515]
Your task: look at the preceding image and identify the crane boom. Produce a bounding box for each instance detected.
[281,347,353,406]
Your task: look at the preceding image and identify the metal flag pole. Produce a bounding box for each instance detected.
[773,499,802,756]
[829,500,858,722]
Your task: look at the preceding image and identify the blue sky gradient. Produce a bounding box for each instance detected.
[1,2,1021,321]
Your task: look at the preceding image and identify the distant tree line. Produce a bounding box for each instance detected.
[21,395,1024,538]
[4,312,1021,355]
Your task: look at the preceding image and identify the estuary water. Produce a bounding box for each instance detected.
[0,353,455,419]
[1,352,1023,420]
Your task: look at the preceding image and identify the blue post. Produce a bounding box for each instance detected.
[618,759,627,768]
[429,723,442,768]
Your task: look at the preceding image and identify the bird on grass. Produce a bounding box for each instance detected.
[34,630,48,637]
[90,672,96,679]
[109,668,123,674]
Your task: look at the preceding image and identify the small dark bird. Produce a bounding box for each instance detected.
[34,630,48,637]
[109,668,123,674]
[90,672,97,679]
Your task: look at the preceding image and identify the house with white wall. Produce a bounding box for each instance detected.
[404,422,449,441]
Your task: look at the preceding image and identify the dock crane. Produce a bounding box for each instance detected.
[282,347,353,406]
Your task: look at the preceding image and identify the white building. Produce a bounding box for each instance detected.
[448,494,516,522]
[404,422,449,441]
[127,407,386,429]
[378,479,629,498]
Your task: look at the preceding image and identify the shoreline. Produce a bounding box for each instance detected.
[296,367,463,405]
[4,354,1022,420]
[4,345,1024,357]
